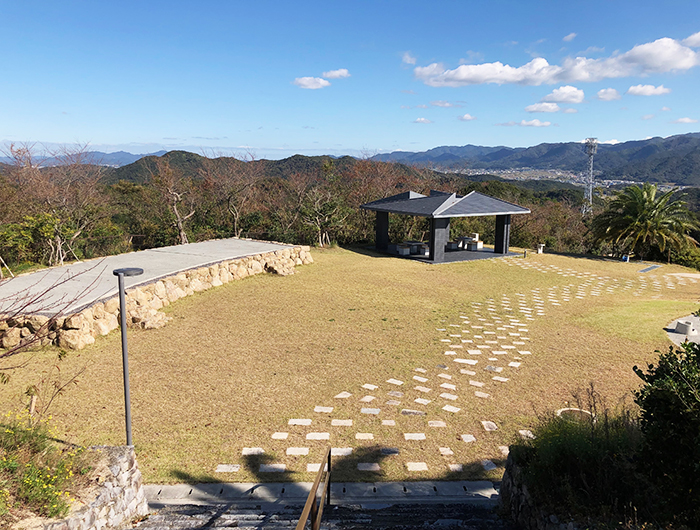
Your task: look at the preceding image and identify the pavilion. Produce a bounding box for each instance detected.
[360,190,531,263]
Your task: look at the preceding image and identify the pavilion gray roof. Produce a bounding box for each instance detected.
[360,190,530,218]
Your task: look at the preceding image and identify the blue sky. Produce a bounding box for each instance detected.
[2,0,700,159]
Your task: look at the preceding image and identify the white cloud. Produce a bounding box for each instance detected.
[642,114,655,120]
[562,108,578,113]
[294,77,331,89]
[563,32,577,42]
[627,84,671,96]
[683,32,700,47]
[497,119,552,127]
[458,113,476,121]
[402,52,416,65]
[672,117,698,123]
[542,85,585,103]
[601,139,621,145]
[322,68,350,79]
[525,102,560,113]
[431,100,461,107]
[661,106,671,111]
[597,88,621,100]
[414,34,700,87]
[414,118,432,124]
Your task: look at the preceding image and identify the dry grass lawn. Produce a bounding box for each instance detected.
[1,247,699,484]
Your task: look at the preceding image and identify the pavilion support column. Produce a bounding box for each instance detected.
[494,214,511,254]
[429,218,450,262]
[375,211,389,251]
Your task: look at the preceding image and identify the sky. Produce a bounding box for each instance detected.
[2,0,700,159]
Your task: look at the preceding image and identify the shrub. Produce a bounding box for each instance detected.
[634,341,700,524]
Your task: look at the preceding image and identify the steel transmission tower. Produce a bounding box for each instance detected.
[582,137,598,216]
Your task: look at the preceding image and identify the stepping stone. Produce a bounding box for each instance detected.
[481,421,498,431]
[499,446,510,456]
[388,391,404,397]
[401,409,426,416]
[314,406,333,413]
[440,339,451,343]
[386,400,401,405]
[518,351,532,355]
[449,334,461,337]
[382,420,396,426]
[271,432,289,440]
[442,405,461,413]
[461,434,476,443]
[357,463,381,472]
[439,393,458,401]
[428,420,447,427]
[436,328,446,331]
[460,369,476,375]
[440,447,454,455]
[259,464,286,473]
[355,433,374,440]
[307,463,325,472]
[492,376,509,382]
[406,462,428,471]
[404,433,426,441]
[449,464,463,472]
[361,408,381,415]
[475,391,490,399]
[449,345,463,349]
[381,447,400,455]
[415,386,431,393]
[444,351,456,356]
[360,395,376,403]
[438,373,452,380]
[454,359,478,365]
[386,379,403,386]
[501,345,515,349]
[414,398,431,405]
[413,375,429,383]
[286,447,309,456]
[306,432,330,440]
[513,341,526,345]
[440,383,456,390]
[335,392,352,399]
[242,447,265,455]
[469,380,484,387]
[289,419,312,426]
[331,448,353,456]
[467,350,482,355]
[414,368,427,373]
[331,419,352,426]
[362,384,378,391]
[508,362,522,368]
[519,429,535,439]
[482,460,497,471]
[492,351,507,355]
[215,464,240,473]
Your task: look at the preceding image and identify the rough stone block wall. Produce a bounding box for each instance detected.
[45,446,149,530]
[0,245,312,351]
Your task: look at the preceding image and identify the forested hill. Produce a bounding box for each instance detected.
[372,132,700,186]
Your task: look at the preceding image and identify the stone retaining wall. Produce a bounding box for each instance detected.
[1,245,312,351]
[500,452,577,530]
[46,446,149,530]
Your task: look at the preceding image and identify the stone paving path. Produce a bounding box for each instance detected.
[210,258,690,477]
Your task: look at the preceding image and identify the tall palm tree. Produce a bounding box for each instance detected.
[591,183,700,260]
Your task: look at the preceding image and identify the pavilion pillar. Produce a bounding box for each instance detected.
[494,214,511,254]
[375,211,389,251]
[429,218,450,262]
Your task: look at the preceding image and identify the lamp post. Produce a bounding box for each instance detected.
[113,267,143,446]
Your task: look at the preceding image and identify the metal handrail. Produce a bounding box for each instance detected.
[295,446,331,530]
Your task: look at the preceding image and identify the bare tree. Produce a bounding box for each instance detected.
[149,158,196,245]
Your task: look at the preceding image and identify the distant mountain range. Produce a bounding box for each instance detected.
[372,133,700,186]
[0,150,168,167]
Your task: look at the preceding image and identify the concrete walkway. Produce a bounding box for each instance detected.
[0,238,291,315]
[145,480,499,509]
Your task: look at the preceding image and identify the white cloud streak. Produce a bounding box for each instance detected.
[642,114,655,120]
[322,68,350,79]
[293,77,331,89]
[414,34,700,87]
[497,119,552,127]
[597,88,621,100]
[672,117,698,123]
[563,33,577,42]
[431,100,462,107]
[683,32,700,47]
[402,52,416,65]
[525,102,560,113]
[458,114,476,121]
[542,85,585,103]
[414,118,432,123]
[627,84,671,96]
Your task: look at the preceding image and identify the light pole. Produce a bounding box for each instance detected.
[113,267,143,446]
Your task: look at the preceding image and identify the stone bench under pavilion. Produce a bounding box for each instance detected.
[360,190,530,263]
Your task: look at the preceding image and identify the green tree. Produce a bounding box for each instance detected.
[591,183,700,260]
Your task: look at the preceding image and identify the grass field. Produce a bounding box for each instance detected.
[1,247,698,484]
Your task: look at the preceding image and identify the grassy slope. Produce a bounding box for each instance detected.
[1,249,698,483]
